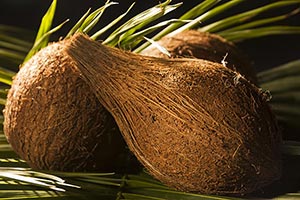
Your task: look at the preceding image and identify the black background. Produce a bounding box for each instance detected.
[1,0,300,72]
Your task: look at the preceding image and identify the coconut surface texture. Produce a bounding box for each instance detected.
[66,34,281,195]
[4,41,125,172]
[141,30,257,84]
[62,34,280,195]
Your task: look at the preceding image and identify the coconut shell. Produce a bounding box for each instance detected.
[66,34,282,195]
[141,30,257,84]
[3,42,125,172]
[66,34,281,195]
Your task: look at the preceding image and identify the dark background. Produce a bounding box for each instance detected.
[1,0,300,72]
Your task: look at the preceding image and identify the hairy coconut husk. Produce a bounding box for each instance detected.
[67,34,281,195]
[141,30,257,84]
[3,42,125,172]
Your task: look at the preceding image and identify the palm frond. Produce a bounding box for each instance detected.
[0,25,34,46]
[0,67,14,85]
[103,0,182,49]
[258,60,300,83]
[73,1,118,35]
[220,26,300,42]
[257,60,300,128]
[24,20,69,63]
[0,25,33,69]
[199,0,300,33]
[218,8,300,33]
[24,0,57,62]
[136,0,300,52]
[154,0,222,38]
[0,190,65,199]
[0,49,25,65]
[282,140,300,156]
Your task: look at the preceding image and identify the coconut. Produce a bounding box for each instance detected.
[66,34,281,195]
[141,30,257,83]
[3,42,125,172]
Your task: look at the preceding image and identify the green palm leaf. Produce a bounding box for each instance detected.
[103,0,182,48]
[24,0,57,62]
[73,1,118,35]
[199,0,300,33]
[0,26,33,69]
[257,60,300,128]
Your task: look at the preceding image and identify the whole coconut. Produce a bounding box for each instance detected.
[67,34,281,195]
[3,42,125,172]
[141,30,257,83]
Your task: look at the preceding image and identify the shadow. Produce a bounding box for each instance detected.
[249,155,300,199]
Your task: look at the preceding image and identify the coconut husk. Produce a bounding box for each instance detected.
[4,42,125,172]
[141,30,257,84]
[66,34,281,195]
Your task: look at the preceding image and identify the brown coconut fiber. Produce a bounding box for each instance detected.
[141,30,257,84]
[4,42,125,172]
[65,34,281,195]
